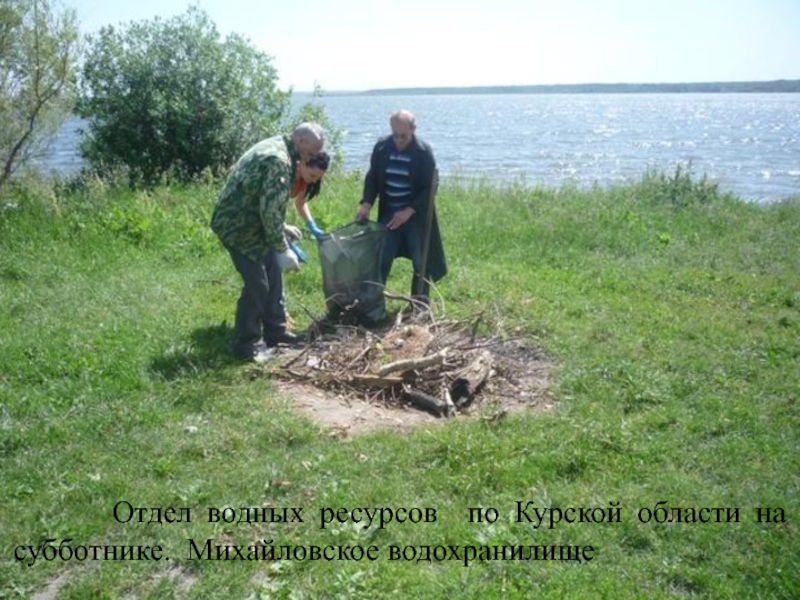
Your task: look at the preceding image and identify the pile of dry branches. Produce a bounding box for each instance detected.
[271,310,500,417]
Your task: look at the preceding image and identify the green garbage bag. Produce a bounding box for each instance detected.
[318,221,387,326]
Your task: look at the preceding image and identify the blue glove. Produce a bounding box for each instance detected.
[288,240,308,264]
[306,219,325,241]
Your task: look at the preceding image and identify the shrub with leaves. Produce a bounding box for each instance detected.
[638,163,726,208]
[76,6,290,186]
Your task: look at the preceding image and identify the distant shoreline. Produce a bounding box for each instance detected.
[312,79,800,96]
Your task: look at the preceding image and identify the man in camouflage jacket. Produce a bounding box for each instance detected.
[211,123,325,362]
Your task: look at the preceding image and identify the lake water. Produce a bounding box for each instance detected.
[35,93,800,203]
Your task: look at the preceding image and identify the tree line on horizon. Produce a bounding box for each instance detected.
[360,80,800,96]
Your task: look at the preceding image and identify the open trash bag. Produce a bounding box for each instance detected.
[318,221,388,326]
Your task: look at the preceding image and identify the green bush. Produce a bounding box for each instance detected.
[76,6,290,186]
[636,163,726,208]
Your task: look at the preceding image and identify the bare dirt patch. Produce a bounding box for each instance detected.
[268,312,555,435]
[32,572,71,600]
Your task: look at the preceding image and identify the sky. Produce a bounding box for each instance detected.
[66,0,800,92]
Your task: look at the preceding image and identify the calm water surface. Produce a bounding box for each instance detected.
[37,93,800,202]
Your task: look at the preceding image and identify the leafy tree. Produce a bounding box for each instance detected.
[76,7,291,185]
[0,0,79,191]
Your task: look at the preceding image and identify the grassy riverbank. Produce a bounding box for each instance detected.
[1,171,798,599]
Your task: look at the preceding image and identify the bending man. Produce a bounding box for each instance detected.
[211,123,326,363]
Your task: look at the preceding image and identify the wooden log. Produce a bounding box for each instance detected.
[402,387,448,417]
[449,350,494,407]
[376,348,448,377]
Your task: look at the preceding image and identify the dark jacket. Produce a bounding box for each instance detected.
[361,135,447,282]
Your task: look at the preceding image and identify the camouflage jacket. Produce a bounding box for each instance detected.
[211,135,299,261]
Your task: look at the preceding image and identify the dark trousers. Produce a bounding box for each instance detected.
[226,246,286,353]
[379,218,430,300]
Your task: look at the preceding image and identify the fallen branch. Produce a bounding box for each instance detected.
[383,290,417,305]
[376,348,448,377]
[454,336,526,351]
[348,374,405,388]
[343,344,374,373]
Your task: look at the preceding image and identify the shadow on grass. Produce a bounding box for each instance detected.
[149,322,237,380]
[150,305,403,381]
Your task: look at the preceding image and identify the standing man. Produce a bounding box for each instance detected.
[355,110,447,306]
[211,122,326,363]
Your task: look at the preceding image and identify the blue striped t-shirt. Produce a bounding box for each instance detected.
[384,149,413,211]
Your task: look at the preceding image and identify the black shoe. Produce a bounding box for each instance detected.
[265,330,304,347]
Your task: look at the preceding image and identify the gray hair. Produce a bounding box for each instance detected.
[390,110,416,129]
[292,122,326,153]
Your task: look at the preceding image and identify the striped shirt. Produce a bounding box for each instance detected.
[384,149,413,211]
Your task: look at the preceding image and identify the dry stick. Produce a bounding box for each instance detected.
[418,168,439,300]
[280,344,314,369]
[348,374,405,388]
[383,290,417,306]
[383,290,433,323]
[294,301,328,340]
[455,335,527,352]
[376,348,449,377]
[339,343,372,373]
[416,368,455,381]
[286,368,314,380]
[366,388,384,404]
[428,319,462,332]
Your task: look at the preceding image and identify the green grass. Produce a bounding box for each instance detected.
[1,169,798,599]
